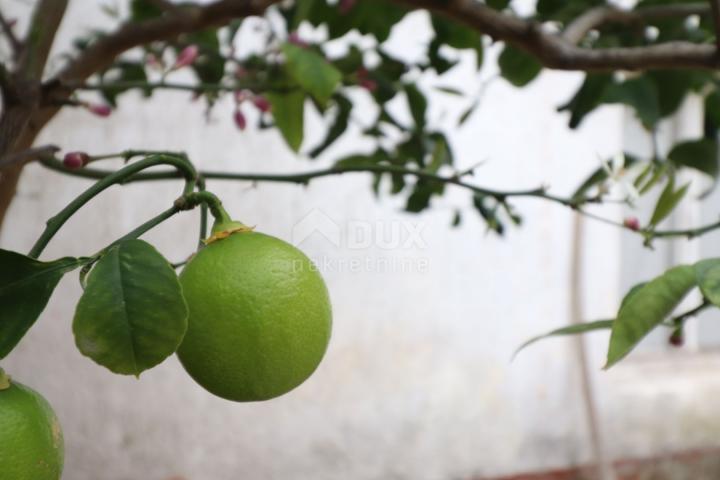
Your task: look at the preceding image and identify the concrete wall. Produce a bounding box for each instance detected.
[3,3,720,480]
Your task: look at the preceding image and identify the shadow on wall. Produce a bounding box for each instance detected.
[474,448,720,480]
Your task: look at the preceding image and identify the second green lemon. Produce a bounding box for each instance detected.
[177,229,332,402]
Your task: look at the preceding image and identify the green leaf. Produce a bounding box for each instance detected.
[668,139,718,179]
[101,62,149,107]
[487,0,510,9]
[621,282,647,309]
[514,320,614,359]
[649,177,690,226]
[73,240,188,376]
[309,95,352,158]
[130,0,163,21]
[606,265,696,368]
[498,45,542,87]
[404,83,427,131]
[0,250,83,359]
[184,29,225,84]
[267,91,305,152]
[557,74,612,129]
[695,259,720,307]
[602,77,660,128]
[282,43,342,105]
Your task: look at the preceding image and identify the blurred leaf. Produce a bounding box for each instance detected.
[668,139,718,179]
[130,0,163,21]
[602,77,660,128]
[647,70,704,118]
[696,258,720,307]
[282,43,342,105]
[73,240,188,376]
[649,177,689,226]
[498,45,542,87]
[487,0,510,9]
[606,265,696,368]
[473,194,503,234]
[184,29,225,84]
[514,320,614,359]
[404,83,427,131]
[267,91,305,152]
[0,250,83,359]
[558,74,612,129]
[452,210,462,227]
[101,62,149,107]
[309,95,352,158]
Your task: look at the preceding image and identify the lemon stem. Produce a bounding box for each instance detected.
[176,191,236,228]
[0,368,10,390]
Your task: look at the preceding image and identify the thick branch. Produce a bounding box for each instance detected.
[395,0,719,70]
[55,0,277,84]
[563,3,710,45]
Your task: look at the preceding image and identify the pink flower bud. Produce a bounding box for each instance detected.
[252,95,271,113]
[63,151,90,169]
[669,330,684,347]
[145,53,162,69]
[173,45,199,70]
[288,31,309,48]
[86,103,112,117]
[339,0,356,14]
[234,90,248,104]
[359,77,377,92]
[623,217,640,231]
[234,109,247,131]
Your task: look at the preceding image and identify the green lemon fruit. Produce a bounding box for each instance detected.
[0,372,64,480]
[177,229,332,402]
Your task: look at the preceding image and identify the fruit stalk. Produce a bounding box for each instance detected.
[28,154,198,259]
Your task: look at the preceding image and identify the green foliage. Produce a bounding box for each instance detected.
[0,250,84,359]
[267,91,305,152]
[649,176,689,227]
[282,43,342,105]
[498,46,542,87]
[668,139,719,180]
[606,265,696,368]
[73,240,188,376]
[514,320,614,359]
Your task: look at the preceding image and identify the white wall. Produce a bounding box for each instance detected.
[4,3,720,480]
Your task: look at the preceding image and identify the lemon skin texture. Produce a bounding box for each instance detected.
[0,381,64,480]
[178,231,332,401]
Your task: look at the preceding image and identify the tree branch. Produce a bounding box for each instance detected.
[0,9,21,58]
[394,0,719,70]
[53,0,277,85]
[0,144,59,168]
[563,3,710,45]
[709,0,720,50]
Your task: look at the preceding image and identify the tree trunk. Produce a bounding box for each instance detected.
[0,162,23,229]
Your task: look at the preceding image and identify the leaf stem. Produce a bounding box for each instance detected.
[28,154,197,259]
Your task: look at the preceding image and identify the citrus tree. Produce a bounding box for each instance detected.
[3,0,720,478]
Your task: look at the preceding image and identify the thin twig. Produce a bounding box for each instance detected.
[0,9,21,57]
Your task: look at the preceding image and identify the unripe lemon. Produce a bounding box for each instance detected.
[0,373,64,480]
[177,228,332,401]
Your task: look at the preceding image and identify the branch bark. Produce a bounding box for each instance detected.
[0,9,21,57]
[563,3,710,45]
[395,0,719,70]
[709,0,720,50]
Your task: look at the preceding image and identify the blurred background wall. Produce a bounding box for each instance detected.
[3,2,720,480]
